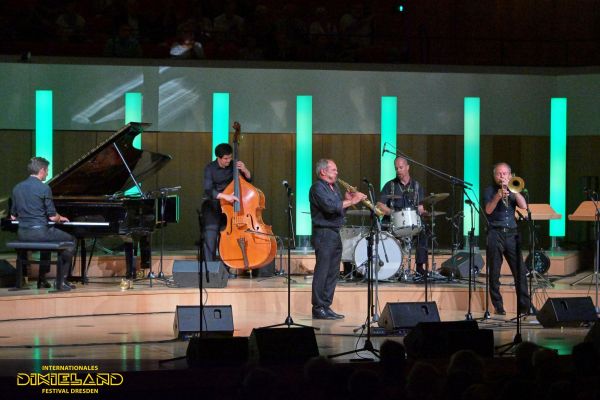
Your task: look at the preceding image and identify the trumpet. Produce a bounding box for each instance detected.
[502,175,525,207]
[337,178,384,218]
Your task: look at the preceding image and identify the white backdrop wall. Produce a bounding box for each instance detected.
[0,60,597,135]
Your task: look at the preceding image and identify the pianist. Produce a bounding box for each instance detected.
[10,157,76,291]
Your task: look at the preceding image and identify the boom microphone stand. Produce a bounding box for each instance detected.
[261,181,316,330]
[330,180,380,360]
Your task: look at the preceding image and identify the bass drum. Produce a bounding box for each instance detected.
[340,226,368,262]
[525,250,551,274]
[354,231,403,280]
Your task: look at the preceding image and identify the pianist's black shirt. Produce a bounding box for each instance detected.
[11,176,57,228]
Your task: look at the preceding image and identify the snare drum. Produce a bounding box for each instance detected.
[390,208,422,237]
[354,231,403,280]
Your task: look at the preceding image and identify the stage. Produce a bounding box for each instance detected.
[0,248,597,377]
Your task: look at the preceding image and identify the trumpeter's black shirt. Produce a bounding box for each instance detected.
[483,184,518,229]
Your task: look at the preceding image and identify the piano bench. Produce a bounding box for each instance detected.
[6,241,73,290]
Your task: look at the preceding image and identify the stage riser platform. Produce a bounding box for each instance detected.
[2,250,579,280]
[0,280,594,322]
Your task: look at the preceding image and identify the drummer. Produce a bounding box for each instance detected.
[376,156,428,279]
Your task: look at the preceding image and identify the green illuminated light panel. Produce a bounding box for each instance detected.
[35,90,53,178]
[296,96,313,237]
[125,92,143,195]
[381,96,397,189]
[213,93,230,159]
[550,98,567,237]
[125,92,143,148]
[463,97,480,237]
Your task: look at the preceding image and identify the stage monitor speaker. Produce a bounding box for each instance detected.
[186,336,248,366]
[0,260,16,288]
[173,305,234,338]
[440,252,484,279]
[249,327,319,364]
[537,297,598,328]
[404,320,494,358]
[172,260,228,288]
[378,302,440,330]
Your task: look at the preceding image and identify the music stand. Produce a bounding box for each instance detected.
[515,203,557,292]
[260,182,316,330]
[568,200,600,313]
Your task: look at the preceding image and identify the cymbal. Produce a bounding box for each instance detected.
[422,211,447,218]
[346,209,371,216]
[420,193,449,206]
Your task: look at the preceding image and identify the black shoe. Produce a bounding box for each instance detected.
[326,308,344,319]
[312,307,336,320]
[37,279,51,289]
[65,282,76,289]
[494,308,506,316]
[54,283,72,291]
[518,306,530,315]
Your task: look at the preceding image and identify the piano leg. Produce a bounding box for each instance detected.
[139,235,152,269]
[124,242,135,279]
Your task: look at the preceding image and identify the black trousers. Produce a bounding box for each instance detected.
[18,226,75,279]
[312,228,343,310]
[486,229,531,311]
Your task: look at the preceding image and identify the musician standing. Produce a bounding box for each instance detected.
[310,159,366,320]
[376,156,428,278]
[483,162,530,315]
[10,157,75,291]
[201,143,252,265]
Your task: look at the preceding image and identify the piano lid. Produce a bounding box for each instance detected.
[48,122,172,196]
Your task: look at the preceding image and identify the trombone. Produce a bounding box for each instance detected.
[502,175,525,206]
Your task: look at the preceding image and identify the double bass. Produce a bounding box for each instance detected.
[218,122,277,270]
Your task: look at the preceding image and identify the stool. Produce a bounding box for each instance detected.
[6,241,74,291]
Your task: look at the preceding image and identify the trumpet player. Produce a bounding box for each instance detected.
[483,162,530,315]
[309,159,366,319]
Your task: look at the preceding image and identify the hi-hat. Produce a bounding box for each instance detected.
[421,193,449,206]
[422,211,447,218]
[346,209,371,216]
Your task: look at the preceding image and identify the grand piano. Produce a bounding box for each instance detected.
[1,122,179,283]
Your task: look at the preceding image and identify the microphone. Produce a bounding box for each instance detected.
[381,143,386,157]
[282,180,293,196]
[362,177,373,187]
[465,200,474,205]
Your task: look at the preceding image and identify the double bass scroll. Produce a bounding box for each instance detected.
[218,122,277,270]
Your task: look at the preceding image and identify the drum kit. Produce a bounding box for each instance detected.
[341,192,449,282]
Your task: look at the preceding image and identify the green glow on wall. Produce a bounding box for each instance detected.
[125,92,143,148]
[550,98,567,237]
[125,92,143,195]
[35,90,53,178]
[212,93,230,159]
[381,96,397,189]
[296,96,313,237]
[463,97,480,237]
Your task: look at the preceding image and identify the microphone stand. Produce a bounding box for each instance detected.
[261,182,315,330]
[331,189,380,360]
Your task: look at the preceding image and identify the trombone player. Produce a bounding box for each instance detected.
[483,162,531,315]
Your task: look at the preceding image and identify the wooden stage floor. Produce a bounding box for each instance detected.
[0,264,597,379]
